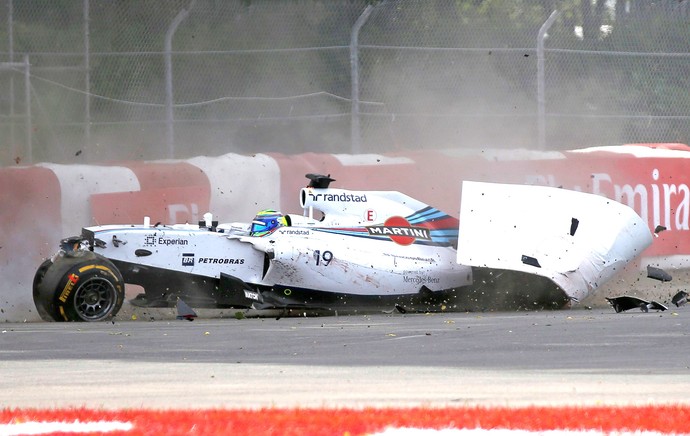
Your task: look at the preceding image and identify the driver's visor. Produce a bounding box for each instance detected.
[251,220,271,234]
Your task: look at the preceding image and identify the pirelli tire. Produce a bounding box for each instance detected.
[33,251,125,322]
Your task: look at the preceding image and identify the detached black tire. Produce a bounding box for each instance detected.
[33,251,125,322]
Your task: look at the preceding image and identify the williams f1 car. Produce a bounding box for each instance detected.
[33,174,652,321]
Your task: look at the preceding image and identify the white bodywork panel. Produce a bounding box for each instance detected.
[457,181,653,302]
[241,227,470,296]
[84,185,473,300]
[299,187,428,226]
[84,225,267,285]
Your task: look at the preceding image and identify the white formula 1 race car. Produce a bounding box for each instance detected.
[32,174,652,321]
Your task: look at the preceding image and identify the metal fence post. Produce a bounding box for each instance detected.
[83,0,91,155]
[8,0,14,155]
[537,10,559,150]
[165,0,195,159]
[350,5,373,155]
[24,54,31,164]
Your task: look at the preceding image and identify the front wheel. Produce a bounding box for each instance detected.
[33,251,125,322]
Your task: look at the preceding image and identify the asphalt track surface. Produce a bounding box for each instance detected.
[1,308,689,410]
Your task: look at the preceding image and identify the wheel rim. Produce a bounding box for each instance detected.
[73,276,117,321]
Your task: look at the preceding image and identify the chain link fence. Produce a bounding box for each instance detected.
[0,0,689,165]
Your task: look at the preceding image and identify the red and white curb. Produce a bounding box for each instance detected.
[2,406,690,435]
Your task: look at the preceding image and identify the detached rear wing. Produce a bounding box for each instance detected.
[457,181,653,302]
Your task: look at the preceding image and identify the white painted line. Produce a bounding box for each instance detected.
[0,420,133,435]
